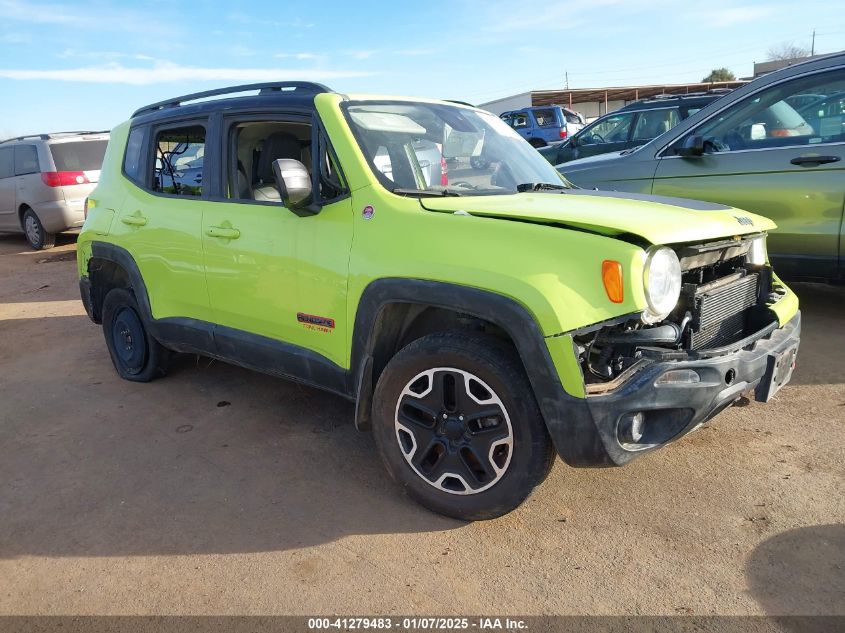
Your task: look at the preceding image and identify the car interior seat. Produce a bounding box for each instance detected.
[253,132,304,202]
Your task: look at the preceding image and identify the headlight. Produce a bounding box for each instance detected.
[747,235,767,265]
[643,246,682,322]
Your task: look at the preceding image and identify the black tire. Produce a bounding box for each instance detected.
[372,332,555,521]
[528,138,546,148]
[101,288,170,382]
[22,208,55,250]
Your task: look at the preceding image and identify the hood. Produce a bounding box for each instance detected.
[421,190,776,245]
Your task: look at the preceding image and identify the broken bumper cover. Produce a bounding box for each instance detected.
[545,312,801,467]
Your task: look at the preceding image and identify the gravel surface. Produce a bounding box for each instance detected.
[0,234,842,616]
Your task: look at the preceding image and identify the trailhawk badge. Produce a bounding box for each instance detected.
[297,312,335,333]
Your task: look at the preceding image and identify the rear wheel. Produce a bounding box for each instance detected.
[372,332,555,520]
[22,208,55,250]
[101,288,170,382]
[528,138,546,148]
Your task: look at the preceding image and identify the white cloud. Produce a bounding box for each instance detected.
[228,45,256,57]
[0,62,375,84]
[705,6,774,27]
[0,32,31,44]
[0,0,160,33]
[396,48,437,57]
[274,52,322,60]
[0,0,83,25]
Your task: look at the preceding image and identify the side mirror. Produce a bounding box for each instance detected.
[272,158,312,209]
[676,135,704,157]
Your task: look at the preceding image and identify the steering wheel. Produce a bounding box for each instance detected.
[587,133,606,144]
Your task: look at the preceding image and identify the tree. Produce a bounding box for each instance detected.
[702,68,736,83]
[767,42,810,61]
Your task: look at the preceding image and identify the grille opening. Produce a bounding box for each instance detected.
[577,237,776,388]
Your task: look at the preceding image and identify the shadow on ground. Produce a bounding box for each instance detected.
[746,524,845,616]
[0,340,462,560]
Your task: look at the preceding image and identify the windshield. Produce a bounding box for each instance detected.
[344,101,569,196]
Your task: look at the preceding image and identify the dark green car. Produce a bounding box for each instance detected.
[560,53,845,282]
[538,93,729,166]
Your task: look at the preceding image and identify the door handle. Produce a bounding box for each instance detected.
[205,225,240,239]
[790,155,840,166]
[120,212,147,227]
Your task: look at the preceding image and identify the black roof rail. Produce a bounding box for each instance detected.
[49,130,110,136]
[131,81,333,118]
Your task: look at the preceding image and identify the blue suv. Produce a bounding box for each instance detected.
[500,105,585,148]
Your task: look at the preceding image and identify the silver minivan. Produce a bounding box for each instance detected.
[0,131,109,249]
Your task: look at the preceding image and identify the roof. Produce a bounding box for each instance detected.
[617,91,730,111]
[130,81,334,123]
[531,81,749,106]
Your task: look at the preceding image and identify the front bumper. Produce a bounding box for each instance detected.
[543,312,801,466]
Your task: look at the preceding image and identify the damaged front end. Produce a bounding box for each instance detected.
[575,233,787,396]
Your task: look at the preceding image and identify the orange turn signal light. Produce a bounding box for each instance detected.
[602,260,624,303]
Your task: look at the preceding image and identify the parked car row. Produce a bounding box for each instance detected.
[538,91,731,165]
[558,53,845,283]
[0,131,108,249]
[500,105,585,147]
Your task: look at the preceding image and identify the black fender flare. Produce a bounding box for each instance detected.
[349,279,609,466]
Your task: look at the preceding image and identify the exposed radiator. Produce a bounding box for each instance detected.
[690,273,759,349]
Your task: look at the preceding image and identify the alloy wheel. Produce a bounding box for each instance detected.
[394,367,513,495]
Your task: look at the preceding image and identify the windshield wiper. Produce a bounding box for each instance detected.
[516,182,570,192]
[392,188,461,197]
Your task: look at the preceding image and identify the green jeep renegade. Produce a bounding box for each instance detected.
[77,82,801,520]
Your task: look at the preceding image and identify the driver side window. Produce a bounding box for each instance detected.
[582,113,635,144]
[678,69,845,154]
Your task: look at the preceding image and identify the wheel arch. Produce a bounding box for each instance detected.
[18,203,32,227]
[350,279,565,431]
[84,242,153,325]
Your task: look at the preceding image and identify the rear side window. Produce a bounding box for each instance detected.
[152,125,206,197]
[14,145,39,175]
[0,147,12,179]
[509,112,529,128]
[123,128,145,184]
[564,111,582,124]
[50,141,107,171]
[632,108,680,140]
[533,108,557,127]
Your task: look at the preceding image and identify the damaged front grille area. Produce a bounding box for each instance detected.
[687,271,759,349]
[576,234,777,391]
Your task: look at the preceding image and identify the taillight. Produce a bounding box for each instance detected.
[559,128,568,139]
[440,156,448,186]
[41,171,89,187]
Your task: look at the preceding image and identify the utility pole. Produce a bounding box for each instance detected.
[565,71,569,90]
[811,29,816,56]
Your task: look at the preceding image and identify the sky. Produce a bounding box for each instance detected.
[0,0,842,137]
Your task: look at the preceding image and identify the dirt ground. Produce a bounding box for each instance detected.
[0,233,842,617]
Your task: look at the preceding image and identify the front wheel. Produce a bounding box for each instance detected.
[372,332,555,520]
